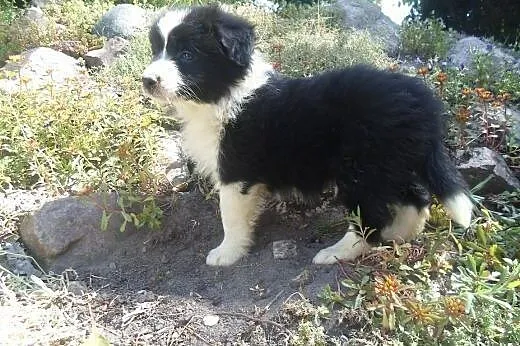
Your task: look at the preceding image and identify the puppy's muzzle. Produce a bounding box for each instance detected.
[142,76,159,93]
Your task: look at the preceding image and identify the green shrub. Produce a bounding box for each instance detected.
[403,0,520,48]
[0,75,166,194]
[0,0,21,64]
[400,17,453,59]
[238,2,391,77]
[467,53,520,101]
[269,28,390,77]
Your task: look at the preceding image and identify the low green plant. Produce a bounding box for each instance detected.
[0,0,21,63]
[239,2,392,77]
[413,53,520,165]
[0,76,163,191]
[319,199,520,344]
[0,0,18,23]
[400,17,454,59]
[269,28,391,77]
[0,63,170,230]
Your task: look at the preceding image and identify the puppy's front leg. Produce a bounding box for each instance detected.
[206,183,264,266]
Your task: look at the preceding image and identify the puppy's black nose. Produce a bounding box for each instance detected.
[142,76,158,90]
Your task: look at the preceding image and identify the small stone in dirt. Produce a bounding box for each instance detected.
[272,240,297,259]
[136,290,155,303]
[67,281,88,296]
[248,325,267,345]
[109,262,116,270]
[160,253,169,264]
[291,269,314,288]
[203,314,220,326]
[1,242,41,277]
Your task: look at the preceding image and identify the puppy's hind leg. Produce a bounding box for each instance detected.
[206,183,265,266]
[313,225,371,265]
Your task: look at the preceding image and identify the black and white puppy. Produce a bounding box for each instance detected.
[142,5,473,266]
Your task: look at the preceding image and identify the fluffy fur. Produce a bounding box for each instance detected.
[142,5,473,266]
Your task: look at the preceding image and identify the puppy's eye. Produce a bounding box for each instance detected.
[179,51,193,62]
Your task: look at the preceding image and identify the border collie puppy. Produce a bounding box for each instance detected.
[142,5,473,266]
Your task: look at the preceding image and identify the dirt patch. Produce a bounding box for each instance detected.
[64,191,353,344]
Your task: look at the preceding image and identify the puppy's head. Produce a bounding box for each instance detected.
[142,5,255,104]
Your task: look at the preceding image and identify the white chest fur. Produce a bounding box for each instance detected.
[177,103,223,183]
[172,52,273,185]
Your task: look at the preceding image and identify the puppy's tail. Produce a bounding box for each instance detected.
[425,143,473,228]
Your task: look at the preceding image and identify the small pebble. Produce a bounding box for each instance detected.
[203,314,220,326]
[67,281,88,296]
[272,240,297,259]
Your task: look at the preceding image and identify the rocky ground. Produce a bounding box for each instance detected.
[1,0,520,345]
[2,187,369,345]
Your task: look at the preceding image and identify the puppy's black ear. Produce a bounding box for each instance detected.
[215,20,255,67]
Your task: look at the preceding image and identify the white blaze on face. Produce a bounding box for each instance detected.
[142,9,188,102]
[142,59,183,101]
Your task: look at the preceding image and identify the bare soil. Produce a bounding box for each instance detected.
[68,191,355,345]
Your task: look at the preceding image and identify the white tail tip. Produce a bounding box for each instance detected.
[442,193,473,228]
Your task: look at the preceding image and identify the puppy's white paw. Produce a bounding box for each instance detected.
[312,247,344,264]
[206,244,246,266]
[313,232,370,265]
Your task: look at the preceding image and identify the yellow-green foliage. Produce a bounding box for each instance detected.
[290,320,327,346]
[239,3,392,77]
[269,28,391,77]
[0,76,166,193]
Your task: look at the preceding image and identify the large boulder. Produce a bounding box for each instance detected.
[19,193,139,271]
[0,47,87,93]
[449,36,518,69]
[335,0,399,55]
[93,4,151,39]
[457,147,520,195]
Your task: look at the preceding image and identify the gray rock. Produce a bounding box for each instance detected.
[335,0,399,55]
[1,242,41,277]
[24,6,48,25]
[506,107,520,146]
[31,0,62,8]
[449,36,516,69]
[93,4,150,39]
[19,193,139,271]
[156,132,189,187]
[272,240,297,260]
[67,280,88,296]
[83,37,130,69]
[457,147,520,195]
[0,47,87,93]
